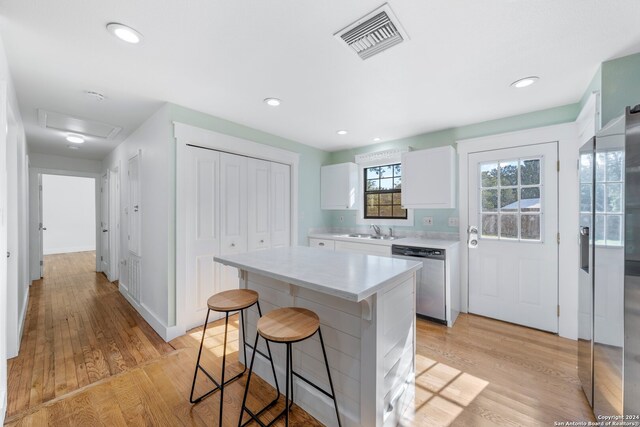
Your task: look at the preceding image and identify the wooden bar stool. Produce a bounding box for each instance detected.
[190,289,279,427]
[238,307,341,427]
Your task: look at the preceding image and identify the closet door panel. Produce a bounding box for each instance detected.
[270,162,291,248]
[248,158,271,251]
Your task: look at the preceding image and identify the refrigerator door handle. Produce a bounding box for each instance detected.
[580,226,590,272]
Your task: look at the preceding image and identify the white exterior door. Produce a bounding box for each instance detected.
[185,146,221,328]
[270,162,291,248]
[468,142,558,332]
[247,158,271,251]
[100,173,109,274]
[0,84,9,421]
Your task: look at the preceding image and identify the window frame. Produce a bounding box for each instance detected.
[363,163,407,220]
[355,157,414,226]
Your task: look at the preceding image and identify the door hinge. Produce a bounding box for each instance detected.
[557,305,560,317]
[40,260,43,266]
[100,256,103,261]
[557,160,560,172]
[557,233,560,244]
[39,185,42,191]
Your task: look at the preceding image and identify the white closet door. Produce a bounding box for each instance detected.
[128,152,141,256]
[219,153,247,292]
[185,146,221,328]
[248,158,271,251]
[270,162,291,248]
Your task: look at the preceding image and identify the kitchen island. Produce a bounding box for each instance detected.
[215,246,422,427]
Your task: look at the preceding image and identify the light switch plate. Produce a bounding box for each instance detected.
[423,216,433,226]
[339,215,344,223]
[448,217,459,227]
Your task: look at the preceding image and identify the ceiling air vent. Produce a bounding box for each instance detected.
[334,3,408,60]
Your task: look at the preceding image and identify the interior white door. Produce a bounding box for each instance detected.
[38,173,43,277]
[219,152,247,292]
[0,84,9,421]
[270,162,291,248]
[128,153,141,256]
[247,158,271,251]
[109,166,120,281]
[100,172,109,274]
[468,142,558,332]
[185,146,221,328]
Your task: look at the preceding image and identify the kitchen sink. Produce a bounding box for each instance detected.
[341,233,398,240]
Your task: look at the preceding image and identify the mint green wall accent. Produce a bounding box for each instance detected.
[328,103,580,233]
[602,52,640,125]
[168,104,332,245]
[579,67,602,110]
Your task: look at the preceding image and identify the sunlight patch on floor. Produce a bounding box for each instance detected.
[400,354,489,427]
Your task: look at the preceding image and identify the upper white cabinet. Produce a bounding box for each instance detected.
[321,162,358,210]
[401,146,456,209]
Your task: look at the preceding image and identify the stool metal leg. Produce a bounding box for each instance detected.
[288,344,294,406]
[318,328,342,427]
[190,308,211,403]
[218,312,229,427]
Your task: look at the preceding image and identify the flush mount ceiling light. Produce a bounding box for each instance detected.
[373,137,381,142]
[66,134,85,144]
[263,97,281,107]
[337,130,348,135]
[106,23,143,44]
[511,76,539,89]
[67,145,80,150]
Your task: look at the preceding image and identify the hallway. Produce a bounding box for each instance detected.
[6,252,173,417]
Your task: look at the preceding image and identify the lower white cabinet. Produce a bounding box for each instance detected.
[309,236,391,256]
[309,238,335,250]
[335,240,391,256]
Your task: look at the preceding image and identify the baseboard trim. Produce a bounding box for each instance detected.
[43,246,96,255]
[17,287,30,346]
[1,391,6,427]
[118,284,184,342]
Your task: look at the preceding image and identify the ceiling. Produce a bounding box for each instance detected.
[1,1,640,160]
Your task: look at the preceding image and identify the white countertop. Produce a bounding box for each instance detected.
[308,233,460,250]
[214,246,422,302]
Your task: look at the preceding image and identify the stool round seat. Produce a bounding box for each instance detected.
[257,307,320,343]
[207,289,259,312]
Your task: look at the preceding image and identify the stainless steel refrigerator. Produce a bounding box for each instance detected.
[578,104,640,417]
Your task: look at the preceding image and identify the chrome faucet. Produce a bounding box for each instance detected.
[388,227,394,237]
[370,224,381,236]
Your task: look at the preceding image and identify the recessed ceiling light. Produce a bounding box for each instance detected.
[511,76,539,89]
[373,137,381,142]
[66,134,85,144]
[106,23,143,44]
[86,90,105,101]
[67,145,80,150]
[264,98,281,107]
[337,130,348,135]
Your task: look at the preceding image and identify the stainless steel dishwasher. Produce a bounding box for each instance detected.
[391,245,446,324]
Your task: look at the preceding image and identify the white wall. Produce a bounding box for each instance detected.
[42,174,95,254]
[102,104,174,339]
[29,152,102,174]
[0,32,27,424]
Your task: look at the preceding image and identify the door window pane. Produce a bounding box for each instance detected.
[580,184,592,213]
[595,153,606,182]
[580,154,593,183]
[520,159,540,185]
[521,215,541,240]
[500,161,518,186]
[595,183,605,213]
[500,189,518,211]
[500,215,518,238]
[521,187,541,212]
[481,189,498,212]
[594,214,605,244]
[481,163,498,187]
[482,214,498,237]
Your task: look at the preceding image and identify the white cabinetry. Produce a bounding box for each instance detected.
[334,240,390,256]
[269,162,291,248]
[321,162,358,210]
[309,238,335,250]
[247,158,271,251]
[401,146,456,209]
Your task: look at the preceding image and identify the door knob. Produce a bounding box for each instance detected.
[260,239,264,243]
[103,229,109,232]
[231,243,235,247]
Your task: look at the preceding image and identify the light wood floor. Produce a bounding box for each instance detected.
[5,252,594,426]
